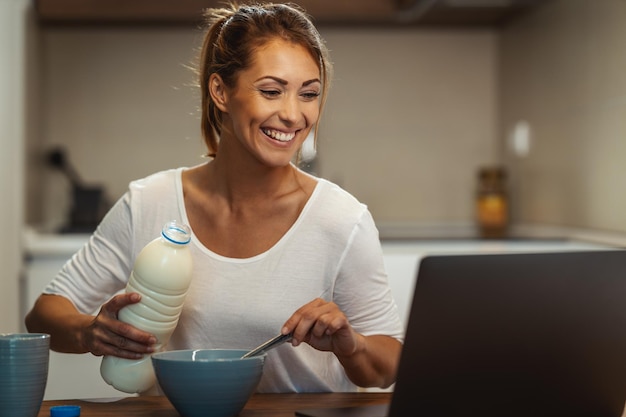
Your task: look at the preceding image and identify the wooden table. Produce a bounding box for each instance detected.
[38,392,392,417]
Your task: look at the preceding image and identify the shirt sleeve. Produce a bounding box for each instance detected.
[332,208,405,343]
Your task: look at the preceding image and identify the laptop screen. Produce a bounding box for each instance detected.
[389,250,626,417]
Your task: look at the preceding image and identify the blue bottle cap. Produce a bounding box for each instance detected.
[50,405,81,417]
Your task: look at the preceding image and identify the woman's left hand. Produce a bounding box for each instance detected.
[281,298,360,357]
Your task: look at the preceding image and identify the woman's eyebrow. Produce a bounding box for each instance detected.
[303,78,321,87]
[256,76,321,86]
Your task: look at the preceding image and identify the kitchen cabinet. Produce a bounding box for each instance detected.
[22,230,131,400]
[381,238,615,329]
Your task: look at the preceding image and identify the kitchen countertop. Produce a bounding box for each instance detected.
[381,237,615,255]
[22,227,90,257]
[376,222,626,248]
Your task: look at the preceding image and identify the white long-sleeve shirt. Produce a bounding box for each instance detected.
[44,166,404,392]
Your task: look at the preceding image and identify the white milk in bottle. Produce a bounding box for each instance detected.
[100,220,193,393]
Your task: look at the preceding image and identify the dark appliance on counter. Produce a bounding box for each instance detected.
[46,147,110,233]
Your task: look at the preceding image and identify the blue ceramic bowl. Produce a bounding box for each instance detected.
[151,349,265,417]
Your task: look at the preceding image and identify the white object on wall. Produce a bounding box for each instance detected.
[509,120,531,158]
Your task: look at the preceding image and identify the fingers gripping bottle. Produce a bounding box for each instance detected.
[100,220,193,393]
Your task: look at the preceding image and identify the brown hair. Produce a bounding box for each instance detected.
[198,2,333,158]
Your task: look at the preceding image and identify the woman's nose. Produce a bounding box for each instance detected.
[278,96,300,125]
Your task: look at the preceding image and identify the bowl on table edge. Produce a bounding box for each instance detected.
[151,349,266,417]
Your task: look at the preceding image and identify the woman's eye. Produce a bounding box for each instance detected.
[301,92,320,100]
[260,89,281,97]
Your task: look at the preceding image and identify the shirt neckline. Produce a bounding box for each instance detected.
[174,166,324,262]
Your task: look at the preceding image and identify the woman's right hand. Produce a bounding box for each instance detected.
[83,292,157,359]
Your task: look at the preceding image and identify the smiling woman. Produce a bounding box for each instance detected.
[197,3,333,163]
[25,2,404,394]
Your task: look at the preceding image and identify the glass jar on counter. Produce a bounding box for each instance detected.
[476,166,508,239]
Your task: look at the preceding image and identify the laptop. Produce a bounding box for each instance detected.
[296,249,626,417]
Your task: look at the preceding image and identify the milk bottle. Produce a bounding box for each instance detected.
[100,220,193,393]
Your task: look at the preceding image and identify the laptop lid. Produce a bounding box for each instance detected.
[389,249,626,417]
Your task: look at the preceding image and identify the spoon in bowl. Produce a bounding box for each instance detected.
[241,332,293,359]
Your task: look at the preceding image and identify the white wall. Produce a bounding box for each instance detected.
[0,0,30,333]
[319,28,498,224]
[501,0,626,233]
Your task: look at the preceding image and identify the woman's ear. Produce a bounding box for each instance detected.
[209,73,228,112]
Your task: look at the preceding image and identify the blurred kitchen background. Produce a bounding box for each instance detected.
[1,0,626,398]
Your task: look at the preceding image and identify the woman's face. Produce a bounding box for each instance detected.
[214,38,321,168]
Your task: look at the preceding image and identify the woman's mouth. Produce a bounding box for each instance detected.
[262,128,296,142]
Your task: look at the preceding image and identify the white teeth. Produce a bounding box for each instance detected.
[263,128,295,142]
